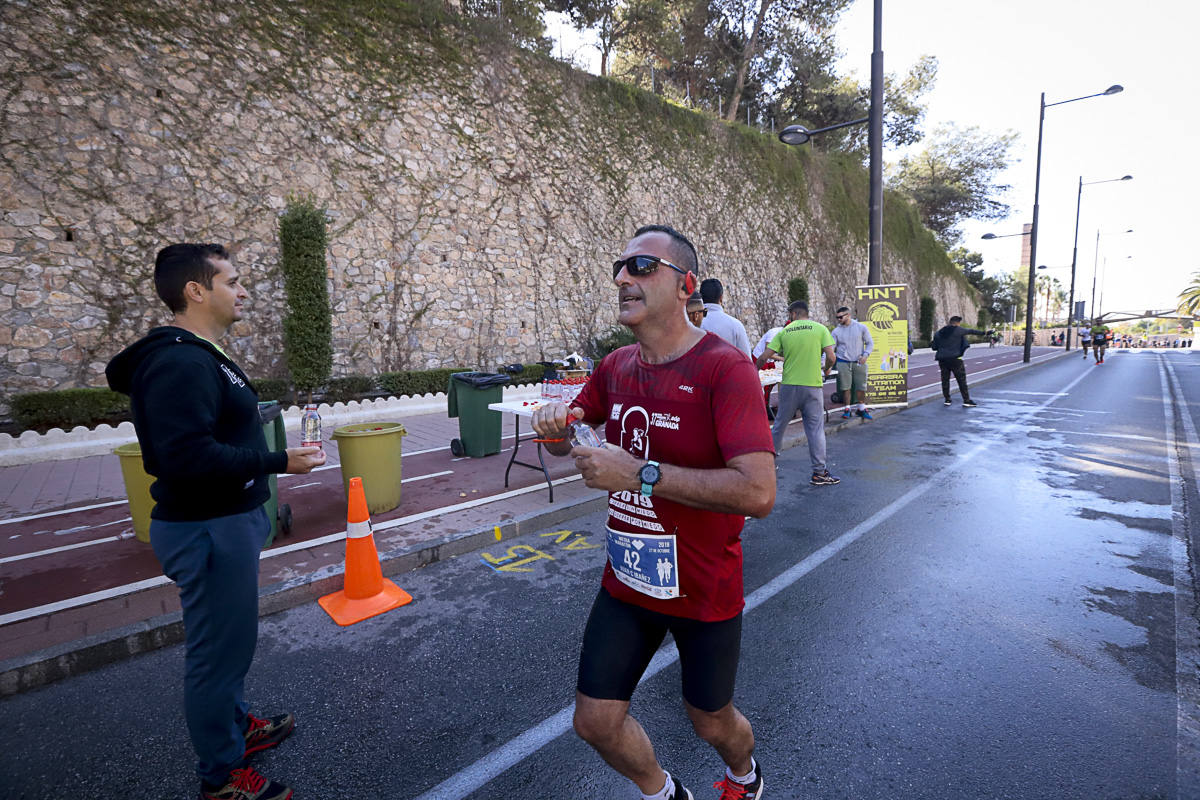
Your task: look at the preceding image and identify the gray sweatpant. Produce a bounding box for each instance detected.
[772,384,826,471]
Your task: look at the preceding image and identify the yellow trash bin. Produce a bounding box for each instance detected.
[113,442,155,543]
[331,423,407,515]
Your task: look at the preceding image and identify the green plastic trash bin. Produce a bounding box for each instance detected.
[331,422,408,515]
[258,401,291,547]
[447,372,508,457]
[114,442,155,543]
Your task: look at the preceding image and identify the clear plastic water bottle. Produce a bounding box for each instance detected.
[301,403,322,449]
[568,419,604,448]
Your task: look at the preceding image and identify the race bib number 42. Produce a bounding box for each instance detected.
[606,527,680,600]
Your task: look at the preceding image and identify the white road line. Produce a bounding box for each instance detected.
[261,475,583,559]
[0,472,588,627]
[0,470,451,575]
[995,390,1068,396]
[0,535,123,565]
[0,576,172,626]
[1160,357,1200,797]
[412,360,1096,800]
[400,470,453,484]
[0,500,126,527]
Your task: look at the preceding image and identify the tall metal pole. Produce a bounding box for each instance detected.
[1066,175,1083,351]
[1090,228,1101,321]
[867,0,883,285]
[1023,93,1046,363]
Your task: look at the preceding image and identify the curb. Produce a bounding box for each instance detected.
[0,349,1069,696]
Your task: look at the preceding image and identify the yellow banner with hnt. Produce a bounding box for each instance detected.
[854,284,909,407]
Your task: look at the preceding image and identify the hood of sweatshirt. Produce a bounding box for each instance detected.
[106,326,237,395]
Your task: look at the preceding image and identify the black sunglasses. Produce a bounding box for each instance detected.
[612,254,688,281]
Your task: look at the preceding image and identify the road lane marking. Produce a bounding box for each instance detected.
[0,474,586,627]
[0,500,126,527]
[261,474,584,559]
[0,536,123,565]
[412,360,1097,800]
[0,471,458,563]
[1160,356,1200,796]
[400,470,453,484]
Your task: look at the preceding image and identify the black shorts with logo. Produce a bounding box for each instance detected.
[576,586,742,712]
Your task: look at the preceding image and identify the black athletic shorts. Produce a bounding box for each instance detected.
[576,586,742,712]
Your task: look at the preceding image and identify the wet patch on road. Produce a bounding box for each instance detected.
[1084,586,1175,692]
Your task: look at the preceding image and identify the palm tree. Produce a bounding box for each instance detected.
[1180,270,1200,316]
[1036,275,1052,327]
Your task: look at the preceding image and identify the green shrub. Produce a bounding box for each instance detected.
[587,326,637,361]
[378,367,467,398]
[279,198,332,398]
[11,388,130,432]
[252,378,291,403]
[323,375,378,404]
[919,296,936,342]
[788,277,809,303]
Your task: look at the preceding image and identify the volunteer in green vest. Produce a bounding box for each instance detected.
[755,300,839,486]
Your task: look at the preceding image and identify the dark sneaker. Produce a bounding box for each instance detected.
[199,768,292,800]
[962,400,978,408]
[811,471,840,486]
[713,762,764,800]
[841,409,853,419]
[243,712,295,758]
[943,399,952,406]
[671,774,695,800]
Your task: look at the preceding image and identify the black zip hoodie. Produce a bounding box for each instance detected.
[106,326,288,521]
[931,324,985,361]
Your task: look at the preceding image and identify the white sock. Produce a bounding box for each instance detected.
[642,769,674,800]
[857,402,866,411]
[727,758,757,785]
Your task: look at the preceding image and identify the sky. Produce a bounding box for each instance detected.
[545,1,1200,319]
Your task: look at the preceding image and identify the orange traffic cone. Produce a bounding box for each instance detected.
[318,477,413,626]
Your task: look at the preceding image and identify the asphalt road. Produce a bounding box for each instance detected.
[2,348,1197,800]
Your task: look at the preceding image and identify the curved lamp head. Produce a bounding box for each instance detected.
[1103,85,1124,95]
[779,125,812,146]
[1120,175,1133,181]
[981,233,998,240]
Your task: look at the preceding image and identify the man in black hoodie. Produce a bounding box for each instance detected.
[107,243,324,800]
[930,315,988,408]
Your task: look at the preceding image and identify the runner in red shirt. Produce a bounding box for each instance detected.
[533,225,776,800]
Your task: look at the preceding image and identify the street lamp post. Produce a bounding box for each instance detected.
[981,229,1031,329]
[1023,84,1123,363]
[779,0,883,286]
[1091,228,1133,321]
[1067,175,1132,350]
[867,0,883,286]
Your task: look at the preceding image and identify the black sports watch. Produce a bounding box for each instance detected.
[638,460,662,497]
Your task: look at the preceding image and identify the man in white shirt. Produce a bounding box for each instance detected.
[699,278,751,357]
[752,321,784,421]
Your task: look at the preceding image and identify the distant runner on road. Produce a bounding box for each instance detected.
[532,225,776,800]
[1090,321,1111,364]
[1079,325,1092,359]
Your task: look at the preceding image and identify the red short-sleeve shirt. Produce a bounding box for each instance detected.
[573,332,774,621]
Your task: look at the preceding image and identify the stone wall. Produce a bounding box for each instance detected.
[0,0,977,409]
